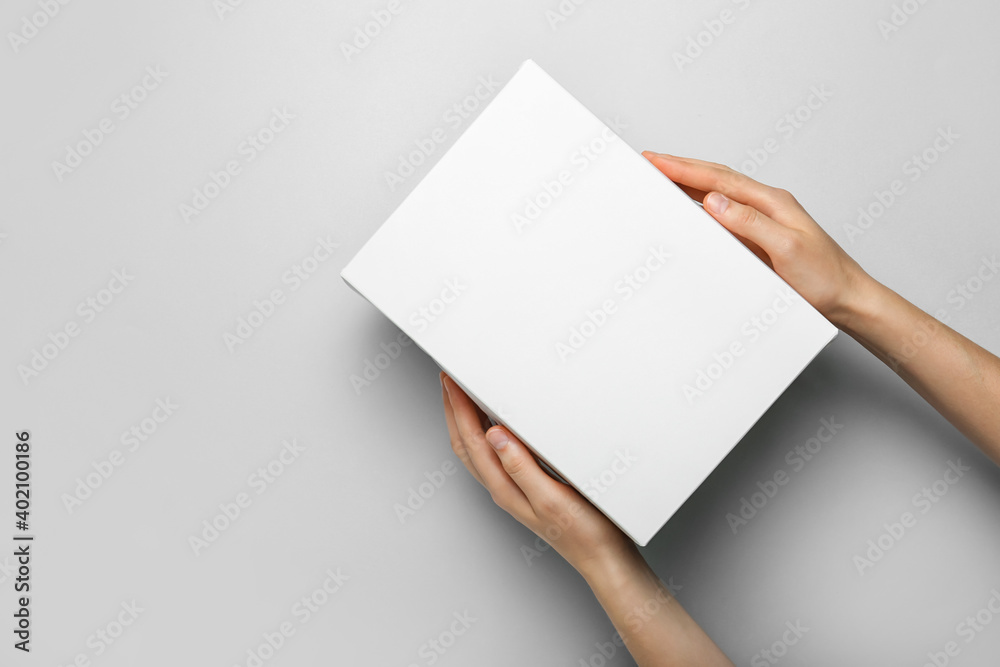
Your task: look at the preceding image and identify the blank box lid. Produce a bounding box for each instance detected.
[342,59,837,546]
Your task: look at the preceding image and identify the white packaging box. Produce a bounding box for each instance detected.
[342,60,837,546]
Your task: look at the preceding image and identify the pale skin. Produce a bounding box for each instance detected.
[440,152,1000,665]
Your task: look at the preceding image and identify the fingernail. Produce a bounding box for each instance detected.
[486,428,509,451]
[705,192,729,215]
[441,374,451,398]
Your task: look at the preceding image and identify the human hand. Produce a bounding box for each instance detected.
[440,371,640,577]
[642,152,877,330]
[440,372,736,665]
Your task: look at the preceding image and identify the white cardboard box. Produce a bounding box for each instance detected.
[341,60,837,546]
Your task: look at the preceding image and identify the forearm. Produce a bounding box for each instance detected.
[835,275,1000,463]
[579,547,733,667]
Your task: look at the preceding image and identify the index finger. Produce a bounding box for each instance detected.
[642,152,789,221]
[441,375,485,486]
[443,375,535,518]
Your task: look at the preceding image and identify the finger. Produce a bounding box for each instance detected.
[639,153,774,265]
[641,152,709,202]
[474,403,492,433]
[702,191,792,262]
[644,151,736,171]
[440,372,484,486]
[483,425,572,518]
[646,152,778,213]
[443,375,533,517]
[642,152,789,221]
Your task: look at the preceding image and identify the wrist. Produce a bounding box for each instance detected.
[577,539,650,590]
[829,268,887,333]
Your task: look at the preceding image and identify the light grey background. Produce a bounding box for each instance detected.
[2,1,999,665]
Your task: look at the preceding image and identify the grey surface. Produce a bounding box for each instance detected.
[2,1,999,665]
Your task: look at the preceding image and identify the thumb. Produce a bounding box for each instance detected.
[485,426,560,503]
[703,191,788,262]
